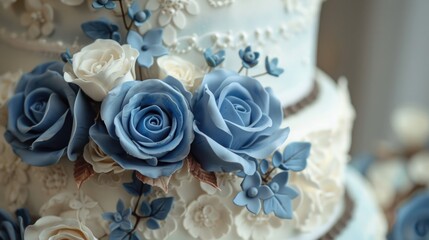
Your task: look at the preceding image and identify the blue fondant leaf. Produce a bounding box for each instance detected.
[263,195,293,219]
[131,232,142,240]
[272,151,282,168]
[109,229,128,239]
[280,142,311,171]
[122,172,152,196]
[139,201,151,217]
[260,159,269,174]
[146,218,160,230]
[117,199,125,212]
[81,20,120,41]
[150,197,174,220]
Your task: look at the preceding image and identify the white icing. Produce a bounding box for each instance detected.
[0,126,31,211]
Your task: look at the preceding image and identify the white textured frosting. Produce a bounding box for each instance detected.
[0,0,322,106]
[0,70,367,239]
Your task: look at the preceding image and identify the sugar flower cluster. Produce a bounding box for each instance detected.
[0,0,310,239]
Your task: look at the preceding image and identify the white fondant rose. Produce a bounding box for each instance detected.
[24,216,97,240]
[39,192,108,238]
[157,56,203,91]
[64,39,139,101]
[83,139,125,174]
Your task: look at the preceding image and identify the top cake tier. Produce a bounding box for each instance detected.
[0,0,322,106]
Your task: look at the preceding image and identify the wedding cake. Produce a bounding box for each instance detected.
[0,0,386,239]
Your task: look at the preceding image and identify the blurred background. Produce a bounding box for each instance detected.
[318,0,429,155]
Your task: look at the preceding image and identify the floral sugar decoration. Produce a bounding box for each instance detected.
[1,0,309,238]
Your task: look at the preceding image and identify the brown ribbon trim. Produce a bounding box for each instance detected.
[283,81,320,118]
[319,190,355,240]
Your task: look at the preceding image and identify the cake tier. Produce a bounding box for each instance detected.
[337,167,387,240]
[0,69,358,239]
[0,0,322,106]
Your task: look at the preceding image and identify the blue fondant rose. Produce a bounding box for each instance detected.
[191,69,290,174]
[4,62,95,166]
[0,208,31,240]
[389,191,429,240]
[90,77,193,178]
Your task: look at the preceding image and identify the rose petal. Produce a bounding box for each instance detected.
[192,124,256,175]
[68,89,96,161]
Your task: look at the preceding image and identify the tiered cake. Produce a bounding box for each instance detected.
[0,0,386,239]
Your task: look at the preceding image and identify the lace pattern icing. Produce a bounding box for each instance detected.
[0,0,321,57]
[0,70,31,212]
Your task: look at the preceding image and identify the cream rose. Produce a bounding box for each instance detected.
[64,39,139,101]
[25,216,97,240]
[83,139,125,174]
[157,55,203,91]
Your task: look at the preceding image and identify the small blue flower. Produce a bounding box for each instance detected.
[263,172,298,219]
[128,1,151,27]
[0,208,31,240]
[239,46,260,69]
[203,48,225,67]
[127,29,168,68]
[92,0,116,10]
[233,172,273,214]
[265,57,284,77]
[102,199,133,233]
[60,49,72,64]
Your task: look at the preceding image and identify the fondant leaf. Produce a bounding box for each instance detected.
[136,173,171,193]
[260,159,269,174]
[263,195,293,219]
[131,232,142,240]
[81,20,114,40]
[280,142,311,171]
[272,151,282,168]
[150,197,174,220]
[123,172,152,196]
[187,154,219,189]
[139,201,151,217]
[146,218,160,230]
[73,156,95,189]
